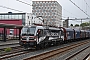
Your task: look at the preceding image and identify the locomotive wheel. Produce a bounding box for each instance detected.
[44,42,48,48]
[36,44,41,50]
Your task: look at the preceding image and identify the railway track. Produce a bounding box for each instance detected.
[0,46,28,60]
[65,45,90,60]
[23,40,90,60]
[0,46,23,56]
[0,43,20,50]
[0,40,90,60]
[0,43,19,46]
[0,51,29,60]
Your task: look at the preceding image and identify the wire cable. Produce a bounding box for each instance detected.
[16,0,90,22]
[16,0,32,6]
[69,0,90,17]
[0,5,26,12]
[63,8,79,18]
[16,0,87,19]
[16,0,79,18]
[62,17,90,20]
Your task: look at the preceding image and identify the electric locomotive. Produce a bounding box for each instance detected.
[19,25,90,49]
[19,25,63,49]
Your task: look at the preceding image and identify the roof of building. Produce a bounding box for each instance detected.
[0,23,23,29]
[0,12,26,15]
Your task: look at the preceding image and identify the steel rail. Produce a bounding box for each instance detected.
[65,46,90,60]
[24,40,90,60]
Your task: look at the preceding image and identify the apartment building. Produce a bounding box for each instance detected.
[32,1,62,27]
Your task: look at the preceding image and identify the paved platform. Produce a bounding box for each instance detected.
[0,40,20,49]
[0,40,19,46]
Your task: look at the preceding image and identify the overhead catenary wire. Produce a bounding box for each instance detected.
[18,0,76,19]
[62,17,90,20]
[69,0,90,17]
[16,0,77,19]
[63,8,79,18]
[0,5,26,12]
[16,0,32,6]
[16,0,84,19]
[16,0,90,21]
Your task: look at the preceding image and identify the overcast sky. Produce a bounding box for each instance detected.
[0,0,90,26]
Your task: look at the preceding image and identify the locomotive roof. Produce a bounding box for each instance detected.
[49,27,60,30]
[85,30,89,32]
[23,25,63,31]
[80,30,85,31]
[30,25,61,30]
[74,29,81,32]
[63,28,74,31]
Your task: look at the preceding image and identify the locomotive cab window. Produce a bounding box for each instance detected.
[37,29,44,37]
[21,27,36,36]
[28,27,36,36]
[61,30,64,36]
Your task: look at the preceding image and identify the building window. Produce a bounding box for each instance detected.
[0,15,1,19]
[40,1,42,3]
[28,16,29,19]
[11,15,15,19]
[43,1,45,3]
[33,2,35,4]
[33,13,35,15]
[46,4,48,6]
[4,15,8,19]
[39,13,40,15]
[29,21,30,25]
[37,1,39,3]
[32,17,33,19]
[18,15,22,19]
[15,15,18,19]
[39,7,41,9]
[10,29,14,35]
[43,4,45,6]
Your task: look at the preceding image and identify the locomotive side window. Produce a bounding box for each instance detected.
[37,29,44,37]
[61,30,64,36]
[43,30,47,36]
[39,29,43,37]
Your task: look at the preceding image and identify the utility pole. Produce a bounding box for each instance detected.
[81,19,82,24]
[65,17,69,28]
[81,19,82,29]
[89,21,90,30]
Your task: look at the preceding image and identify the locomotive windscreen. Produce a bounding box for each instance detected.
[21,27,28,33]
[28,27,36,35]
[21,27,36,36]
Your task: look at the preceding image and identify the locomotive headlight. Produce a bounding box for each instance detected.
[24,42,26,44]
[34,39,36,41]
[27,37,29,42]
[34,36,37,41]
